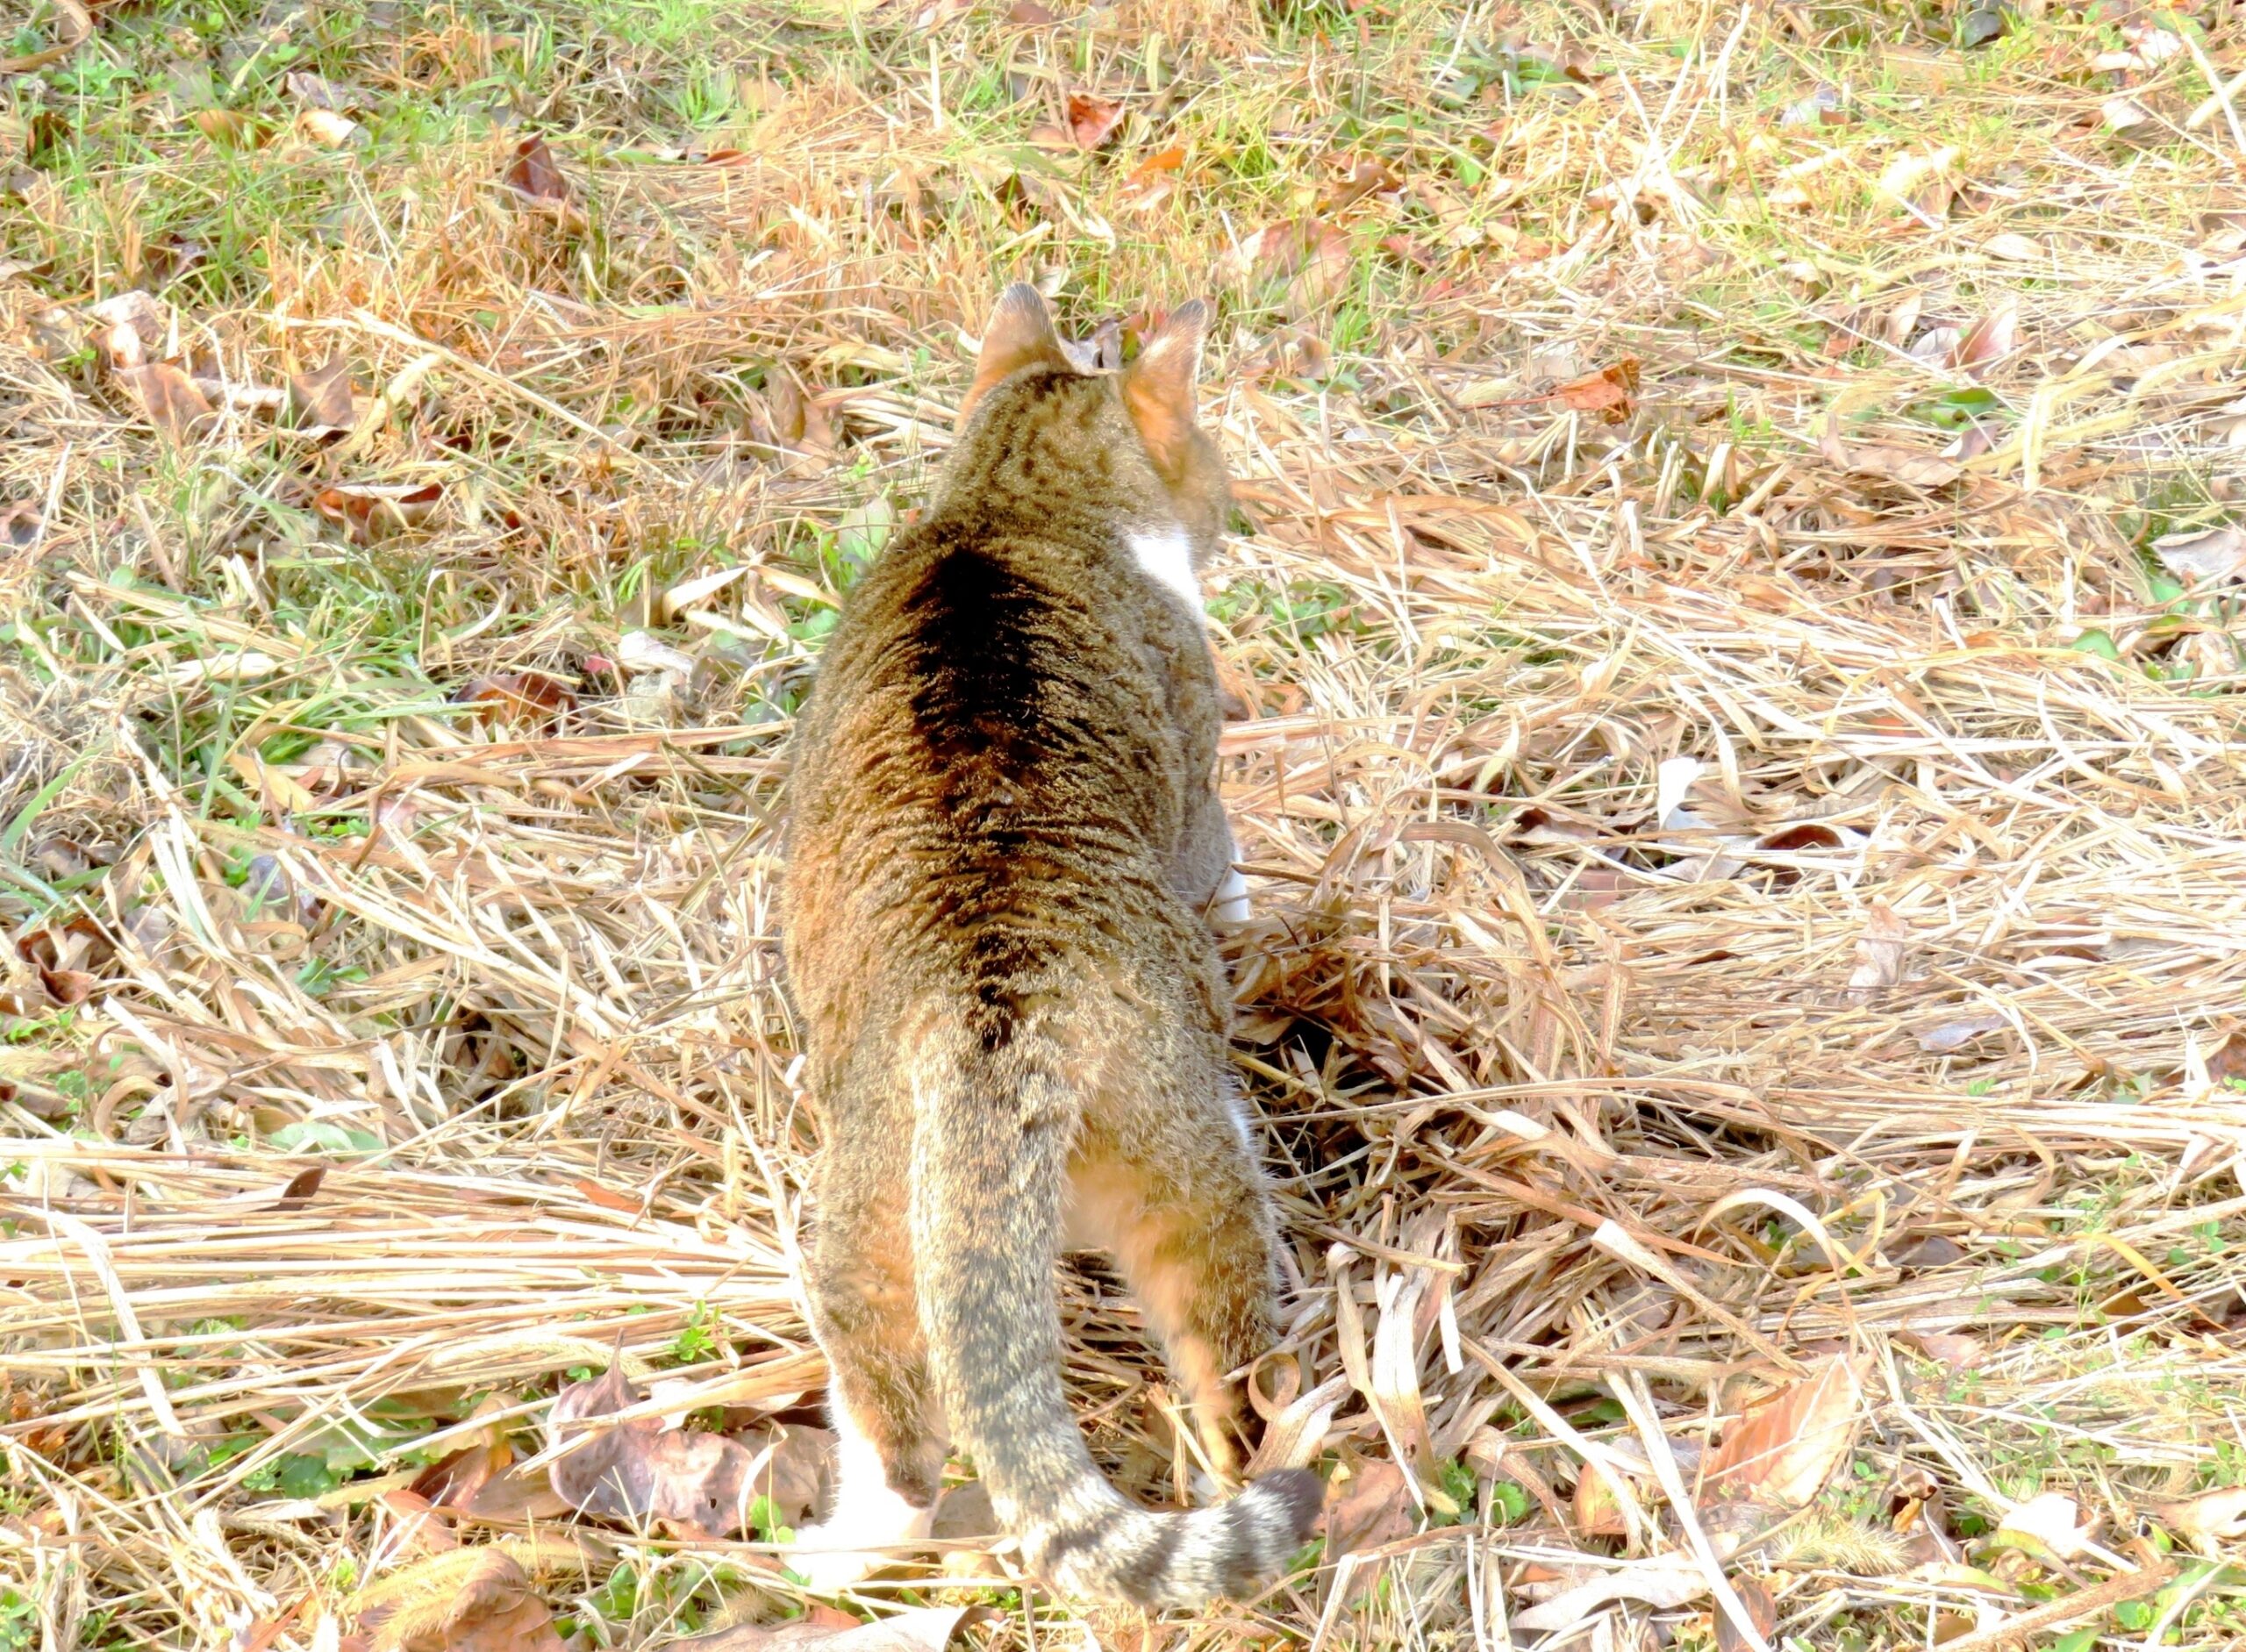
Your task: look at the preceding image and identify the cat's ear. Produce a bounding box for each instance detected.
[959,283,1068,428]
[1121,298,1211,481]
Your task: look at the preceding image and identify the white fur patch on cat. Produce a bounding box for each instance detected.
[1127,527,1202,611]
[789,1383,933,1591]
[1211,866,1250,926]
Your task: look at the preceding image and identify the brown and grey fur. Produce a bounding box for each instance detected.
[778,286,1320,1610]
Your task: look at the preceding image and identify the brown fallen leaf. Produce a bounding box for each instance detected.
[290,353,356,433]
[1820,422,1963,489]
[1318,156,1400,214]
[412,1438,515,1513]
[191,108,261,149]
[88,290,166,365]
[297,108,365,148]
[273,1166,325,1210]
[1552,359,1640,423]
[1899,1327,1984,1370]
[547,1359,757,1538]
[1218,218,1352,318]
[344,1548,562,1652]
[1065,91,1126,151]
[1705,1355,1865,1513]
[285,69,349,110]
[501,137,582,226]
[1320,1452,1410,1601]
[1325,1455,1411,1563]
[1715,1575,1778,1652]
[17,915,112,1006]
[1914,1014,2007,1054]
[1006,0,1057,23]
[315,482,444,545]
[0,501,41,548]
[1513,1559,1710,1633]
[755,368,834,456]
[658,1605,969,1651]
[118,363,213,443]
[2152,525,2246,583]
[1127,145,1186,184]
[505,135,566,200]
[1955,305,2020,376]
[1845,899,1910,998]
[1573,1459,1633,1537]
[2143,1486,2246,1555]
[453,672,576,731]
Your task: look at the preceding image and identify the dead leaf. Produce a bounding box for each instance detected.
[1908,324,1963,364]
[290,353,356,433]
[315,483,444,545]
[1899,1328,1984,1370]
[1878,146,1956,207]
[1955,305,2020,375]
[453,673,576,731]
[412,1439,514,1513]
[18,917,115,1009]
[547,1359,759,1538]
[286,69,349,111]
[2102,97,2151,133]
[1983,234,2042,264]
[1513,1558,1710,1632]
[1914,1014,2007,1054]
[1993,1491,2095,1560]
[1006,1,1057,24]
[345,1548,562,1652]
[502,137,581,226]
[190,108,262,148]
[1573,1460,1632,1537]
[1218,218,1351,318]
[2143,1486,2246,1554]
[505,136,567,201]
[1065,92,1125,151]
[1820,424,1962,490]
[1705,1355,1865,1511]
[297,108,365,148]
[1844,901,1909,998]
[88,290,167,363]
[658,1605,969,1650]
[2152,525,2246,583]
[1127,145,1186,186]
[113,362,211,443]
[273,1166,325,1210]
[572,1176,642,1215]
[755,368,833,456]
[1318,157,1400,213]
[1896,1234,1965,1269]
[1324,1455,1412,1563]
[1715,1576,1777,1652]
[1552,359,1640,423]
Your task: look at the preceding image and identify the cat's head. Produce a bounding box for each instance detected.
[952,283,1232,564]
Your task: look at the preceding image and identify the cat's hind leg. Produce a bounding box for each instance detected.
[793,1136,944,1591]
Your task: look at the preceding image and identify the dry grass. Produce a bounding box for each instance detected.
[4,0,2246,1646]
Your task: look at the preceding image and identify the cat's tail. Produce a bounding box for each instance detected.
[906,1031,1322,1611]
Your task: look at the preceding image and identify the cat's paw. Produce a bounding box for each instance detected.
[785,1527,887,1593]
[786,1507,933,1594]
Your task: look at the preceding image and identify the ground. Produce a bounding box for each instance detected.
[3,0,2245,1647]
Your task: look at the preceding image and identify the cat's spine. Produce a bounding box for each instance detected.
[905,1028,1322,1611]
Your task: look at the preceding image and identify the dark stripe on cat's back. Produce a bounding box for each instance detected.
[897,543,1054,776]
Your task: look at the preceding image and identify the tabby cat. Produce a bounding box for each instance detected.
[778,285,1320,1609]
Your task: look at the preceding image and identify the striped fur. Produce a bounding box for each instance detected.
[779,287,1320,1608]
